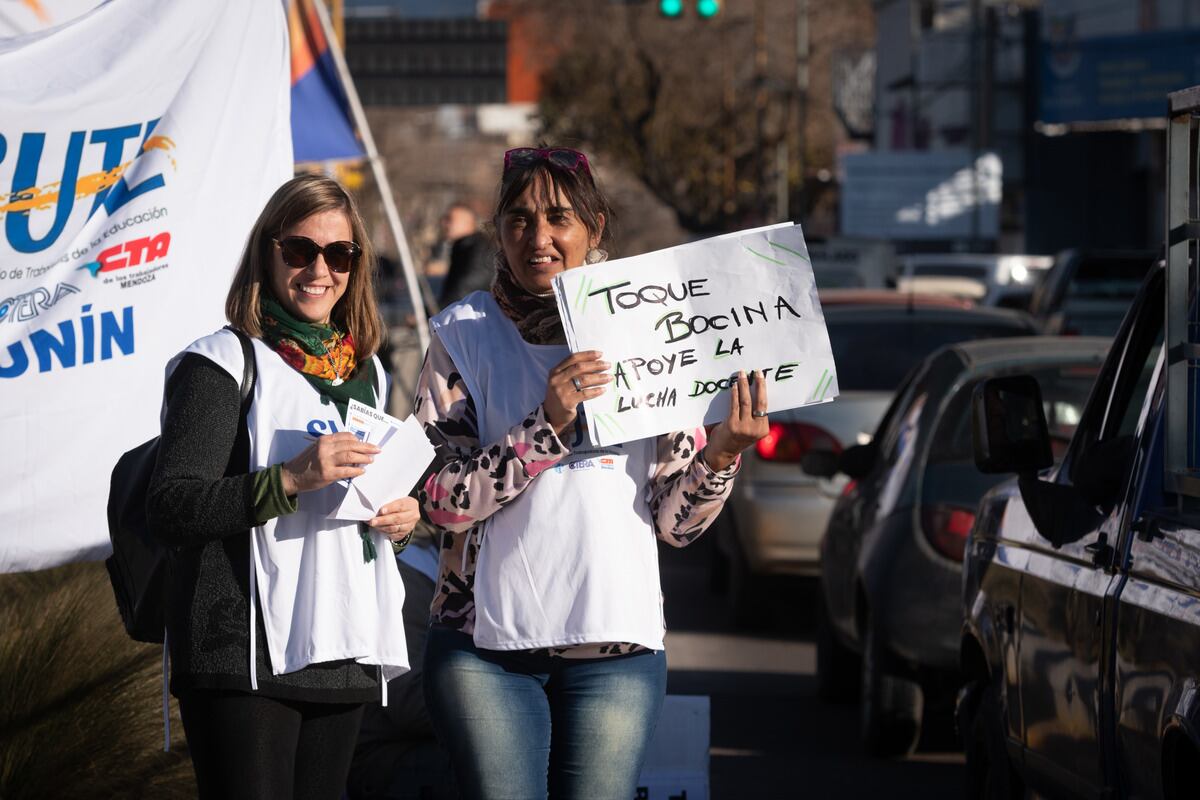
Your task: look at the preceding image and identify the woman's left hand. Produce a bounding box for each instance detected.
[704,370,770,471]
[367,497,420,542]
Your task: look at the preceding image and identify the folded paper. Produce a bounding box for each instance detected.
[331,400,435,521]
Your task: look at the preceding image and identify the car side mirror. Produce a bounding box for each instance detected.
[972,375,1053,475]
[801,448,840,478]
[838,442,877,480]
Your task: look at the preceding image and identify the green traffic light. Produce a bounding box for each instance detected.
[697,0,720,17]
[659,0,683,17]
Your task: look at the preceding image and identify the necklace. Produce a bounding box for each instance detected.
[320,332,345,386]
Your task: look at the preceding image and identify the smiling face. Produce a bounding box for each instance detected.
[268,208,353,325]
[498,174,603,295]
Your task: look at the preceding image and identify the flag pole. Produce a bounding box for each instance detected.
[309,0,431,354]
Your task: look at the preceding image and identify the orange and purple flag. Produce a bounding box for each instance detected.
[289,0,364,164]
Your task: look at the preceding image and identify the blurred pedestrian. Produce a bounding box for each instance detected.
[147,174,419,800]
[413,146,770,799]
[424,202,478,279]
[436,228,495,308]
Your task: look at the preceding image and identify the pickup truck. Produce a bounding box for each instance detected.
[959,259,1181,798]
[957,85,1200,800]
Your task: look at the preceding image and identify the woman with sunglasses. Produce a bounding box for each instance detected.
[146,174,416,800]
[415,147,768,799]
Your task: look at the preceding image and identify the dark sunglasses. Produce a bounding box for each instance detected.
[503,147,591,178]
[273,236,362,274]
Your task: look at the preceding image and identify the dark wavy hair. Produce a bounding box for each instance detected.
[493,147,614,253]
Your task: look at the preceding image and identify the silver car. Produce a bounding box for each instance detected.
[895,253,1052,309]
[714,293,1038,624]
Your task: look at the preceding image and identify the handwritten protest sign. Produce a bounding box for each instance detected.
[553,223,839,447]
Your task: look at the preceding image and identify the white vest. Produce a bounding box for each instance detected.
[431,292,666,651]
[168,329,410,689]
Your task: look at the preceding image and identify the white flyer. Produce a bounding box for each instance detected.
[552,223,838,446]
[330,400,436,522]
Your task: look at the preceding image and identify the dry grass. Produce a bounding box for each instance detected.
[0,561,196,799]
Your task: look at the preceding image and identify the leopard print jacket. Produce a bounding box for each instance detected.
[414,333,740,658]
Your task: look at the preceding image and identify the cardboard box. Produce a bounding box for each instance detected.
[635,695,709,800]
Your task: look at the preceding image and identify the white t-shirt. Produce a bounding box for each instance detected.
[431,292,666,651]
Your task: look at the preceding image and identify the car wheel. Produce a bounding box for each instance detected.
[859,614,923,757]
[964,680,1023,799]
[816,593,859,703]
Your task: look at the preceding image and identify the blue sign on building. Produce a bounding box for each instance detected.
[1041,29,1200,124]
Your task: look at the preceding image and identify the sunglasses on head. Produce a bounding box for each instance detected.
[273,236,362,274]
[503,147,592,178]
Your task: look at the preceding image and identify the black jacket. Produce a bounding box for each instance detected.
[437,232,495,309]
[146,352,377,701]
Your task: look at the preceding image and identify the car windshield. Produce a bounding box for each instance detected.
[1066,257,1149,301]
[928,362,1102,464]
[1058,305,1130,337]
[827,317,1031,391]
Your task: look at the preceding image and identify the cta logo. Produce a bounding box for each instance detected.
[79,231,171,277]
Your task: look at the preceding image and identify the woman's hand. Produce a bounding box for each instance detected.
[704,370,770,471]
[367,497,420,542]
[544,350,610,435]
[280,432,380,495]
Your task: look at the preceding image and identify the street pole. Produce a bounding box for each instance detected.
[754,0,769,225]
[310,0,431,354]
[775,141,788,222]
[793,0,809,222]
[909,0,920,149]
[722,18,736,219]
[969,0,981,248]
[1022,7,1039,253]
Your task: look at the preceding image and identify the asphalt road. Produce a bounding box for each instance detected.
[658,536,965,799]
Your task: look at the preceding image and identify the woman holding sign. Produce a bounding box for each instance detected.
[415,147,769,798]
[146,175,419,800]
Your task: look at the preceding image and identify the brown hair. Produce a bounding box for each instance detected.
[493,147,614,252]
[225,174,383,358]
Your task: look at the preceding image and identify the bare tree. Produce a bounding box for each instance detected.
[528,1,793,234]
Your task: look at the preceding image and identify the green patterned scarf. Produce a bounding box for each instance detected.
[259,295,376,420]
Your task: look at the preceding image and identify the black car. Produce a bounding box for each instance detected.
[715,298,1039,623]
[810,336,1107,757]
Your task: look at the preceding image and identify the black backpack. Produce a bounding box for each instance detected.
[105,328,256,643]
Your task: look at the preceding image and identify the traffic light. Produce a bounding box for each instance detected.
[657,0,720,18]
[659,0,683,17]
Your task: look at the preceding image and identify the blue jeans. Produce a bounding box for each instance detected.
[423,626,667,800]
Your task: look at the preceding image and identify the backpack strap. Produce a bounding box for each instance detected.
[224,326,260,694]
[227,327,257,413]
